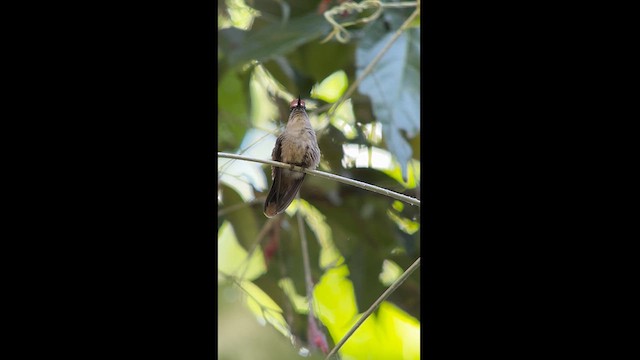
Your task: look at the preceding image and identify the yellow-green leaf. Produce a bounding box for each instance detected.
[218,221,266,282]
[311,70,348,103]
[379,259,403,286]
[240,280,293,339]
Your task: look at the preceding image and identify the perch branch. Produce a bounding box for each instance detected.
[217,152,420,207]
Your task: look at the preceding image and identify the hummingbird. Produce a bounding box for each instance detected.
[263,97,321,218]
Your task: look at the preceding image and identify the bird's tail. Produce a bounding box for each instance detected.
[263,168,306,218]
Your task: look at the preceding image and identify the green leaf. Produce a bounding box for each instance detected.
[278,277,309,314]
[329,99,358,139]
[387,209,420,235]
[218,0,259,30]
[227,13,333,67]
[217,221,266,281]
[375,302,420,360]
[311,70,348,103]
[341,143,420,189]
[240,280,293,339]
[218,70,251,150]
[356,22,420,181]
[381,158,420,189]
[313,265,358,330]
[379,259,403,286]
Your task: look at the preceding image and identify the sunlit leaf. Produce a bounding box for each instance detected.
[376,302,420,360]
[314,265,358,330]
[218,0,260,30]
[278,277,309,314]
[361,121,383,145]
[379,259,403,286]
[341,144,393,171]
[218,221,267,281]
[380,158,420,189]
[239,280,293,339]
[311,70,348,103]
[340,144,419,189]
[328,301,420,360]
[329,99,358,139]
[387,209,420,235]
[338,314,386,360]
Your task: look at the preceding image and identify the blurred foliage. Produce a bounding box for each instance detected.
[218,0,420,358]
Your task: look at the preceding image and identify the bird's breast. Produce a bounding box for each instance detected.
[280,133,312,164]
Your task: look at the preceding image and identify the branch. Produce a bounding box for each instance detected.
[218,152,420,207]
[296,194,315,303]
[325,257,421,359]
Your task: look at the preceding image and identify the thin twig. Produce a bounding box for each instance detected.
[217,152,420,207]
[296,195,316,330]
[324,257,421,360]
[296,194,315,302]
[296,194,330,354]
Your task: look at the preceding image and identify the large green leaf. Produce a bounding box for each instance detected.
[356,21,420,181]
[226,13,332,67]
